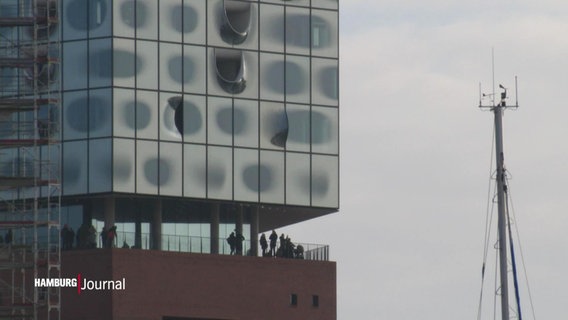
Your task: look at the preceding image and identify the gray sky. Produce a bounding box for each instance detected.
[285,1,568,319]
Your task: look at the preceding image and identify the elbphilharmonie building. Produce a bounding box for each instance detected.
[0,0,339,318]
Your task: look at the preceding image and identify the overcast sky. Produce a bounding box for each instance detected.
[284,1,568,319]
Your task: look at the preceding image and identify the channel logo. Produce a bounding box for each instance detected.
[35,274,126,294]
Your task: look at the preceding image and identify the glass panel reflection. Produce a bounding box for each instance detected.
[160,43,183,92]
[311,155,338,208]
[311,10,338,58]
[113,39,136,87]
[285,55,310,103]
[136,0,158,40]
[88,89,112,138]
[114,0,135,37]
[89,38,112,87]
[183,144,206,198]
[62,41,87,90]
[312,58,339,106]
[63,91,87,140]
[234,99,258,148]
[63,140,87,195]
[183,45,206,94]
[89,138,112,193]
[159,142,183,197]
[312,0,339,9]
[311,106,338,155]
[137,40,158,90]
[113,138,135,192]
[285,7,309,55]
[259,4,284,52]
[285,152,310,206]
[113,88,135,138]
[234,148,258,202]
[182,0,206,45]
[136,140,158,195]
[136,90,158,140]
[64,89,112,139]
[63,0,87,40]
[89,0,112,38]
[207,146,233,200]
[260,150,284,204]
[285,104,310,152]
[181,95,206,143]
[260,53,284,101]
[208,97,233,146]
[260,102,286,150]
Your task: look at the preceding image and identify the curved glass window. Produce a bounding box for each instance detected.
[260,102,287,149]
[162,96,182,140]
[166,96,203,137]
[220,0,252,45]
[168,96,184,134]
[214,48,246,94]
[270,111,288,148]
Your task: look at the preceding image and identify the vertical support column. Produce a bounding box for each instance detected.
[103,197,116,248]
[83,200,93,226]
[235,206,243,235]
[235,206,244,255]
[151,200,162,250]
[210,204,220,254]
[250,206,259,257]
[134,211,142,249]
[104,197,115,230]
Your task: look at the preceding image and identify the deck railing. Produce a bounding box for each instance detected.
[0,230,330,262]
[111,231,330,262]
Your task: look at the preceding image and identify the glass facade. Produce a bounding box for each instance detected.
[61,0,339,209]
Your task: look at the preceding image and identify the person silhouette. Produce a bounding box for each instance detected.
[259,233,268,256]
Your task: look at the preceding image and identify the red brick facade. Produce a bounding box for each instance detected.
[61,249,336,320]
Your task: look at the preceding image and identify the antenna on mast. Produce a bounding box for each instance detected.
[479,48,519,110]
[479,78,519,110]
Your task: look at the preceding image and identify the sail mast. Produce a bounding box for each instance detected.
[494,88,509,320]
[480,78,519,320]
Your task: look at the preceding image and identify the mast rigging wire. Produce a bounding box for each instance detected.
[476,122,538,320]
[505,187,523,320]
[505,176,538,320]
[477,124,496,320]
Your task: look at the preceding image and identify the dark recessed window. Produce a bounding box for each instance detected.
[312,295,319,307]
[215,48,246,94]
[290,293,298,306]
[221,0,252,44]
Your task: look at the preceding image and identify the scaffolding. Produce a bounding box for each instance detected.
[0,0,61,319]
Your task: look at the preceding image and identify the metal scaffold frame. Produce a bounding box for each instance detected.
[0,0,61,319]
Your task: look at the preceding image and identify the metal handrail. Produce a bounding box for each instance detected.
[0,229,331,262]
[111,231,330,261]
